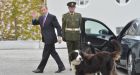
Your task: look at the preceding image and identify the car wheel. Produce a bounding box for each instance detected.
[127,52,136,75]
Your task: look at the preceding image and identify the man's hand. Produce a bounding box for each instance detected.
[31,11,37,19]
[57,36,62,43]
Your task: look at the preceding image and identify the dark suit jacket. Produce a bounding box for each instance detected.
[32,13,62,44]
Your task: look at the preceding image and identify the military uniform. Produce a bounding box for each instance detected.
[62,2,82,57]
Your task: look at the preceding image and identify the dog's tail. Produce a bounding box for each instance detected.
[110,39,121,61]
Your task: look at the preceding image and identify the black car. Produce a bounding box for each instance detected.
[80,18,140,75]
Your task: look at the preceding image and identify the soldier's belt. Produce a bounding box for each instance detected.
[65,28,80,31]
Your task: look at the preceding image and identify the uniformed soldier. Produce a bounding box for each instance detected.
[62,1,82,63]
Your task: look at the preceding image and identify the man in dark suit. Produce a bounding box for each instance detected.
[31,6,65,73]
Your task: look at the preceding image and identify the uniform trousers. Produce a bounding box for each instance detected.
[66,41,80,63]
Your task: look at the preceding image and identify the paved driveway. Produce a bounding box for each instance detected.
[0,49,127,75]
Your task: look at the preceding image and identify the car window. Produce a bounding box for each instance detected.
[126,21,140,36]
[85,20,109,35]
[126,23,137,35]
[136,24,140,35]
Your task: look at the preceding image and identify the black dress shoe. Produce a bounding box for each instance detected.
[32,69,43,73]
[55,67,66,73]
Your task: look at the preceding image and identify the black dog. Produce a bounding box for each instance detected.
[69,39,121,75]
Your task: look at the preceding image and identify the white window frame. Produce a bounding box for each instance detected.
[75,0,90,8]
[115,0,131,6]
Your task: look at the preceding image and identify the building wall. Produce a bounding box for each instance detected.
[47,0,140,35]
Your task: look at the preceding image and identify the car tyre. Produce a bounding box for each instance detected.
[127,52,136,75]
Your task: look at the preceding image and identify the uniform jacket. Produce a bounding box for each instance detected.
[32,13,62,44]
[62,12,82,41]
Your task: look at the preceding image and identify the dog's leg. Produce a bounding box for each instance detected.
[101,66,112,75]
[85,73,93,75]
[75,71,84,75]
[94,73,97,75]
[97,72,101,75]
[85,73,95,75]
[110,62,118,75]
[94,73,96,75]
[93,72,101,75]
[75,71,79,75]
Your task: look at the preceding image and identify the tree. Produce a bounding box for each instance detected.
[0,0,44,40]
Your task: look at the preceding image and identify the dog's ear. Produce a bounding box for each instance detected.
[69,51,78,61]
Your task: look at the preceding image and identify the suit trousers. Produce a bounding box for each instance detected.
[37,43,64,71]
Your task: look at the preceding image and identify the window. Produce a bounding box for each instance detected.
[116,0,131,6]
[75,0,90,7]
[85,21,109,35]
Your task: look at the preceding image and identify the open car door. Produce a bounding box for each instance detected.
[80,18,116,51]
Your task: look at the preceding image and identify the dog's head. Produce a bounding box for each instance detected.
[69,50,83,65]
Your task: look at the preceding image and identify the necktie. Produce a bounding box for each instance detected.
[43,15,46,26]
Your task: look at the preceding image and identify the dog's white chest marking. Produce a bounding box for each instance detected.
[71,64,76,72]
[71,50,83,72]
